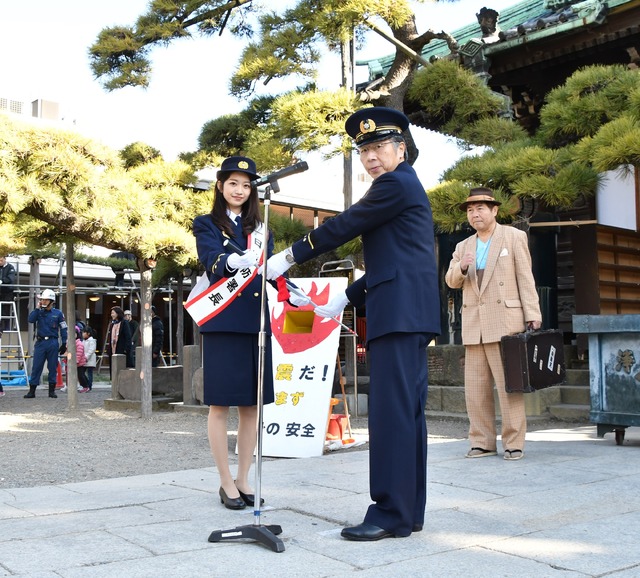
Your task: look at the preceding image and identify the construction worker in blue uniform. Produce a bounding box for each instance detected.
[264,107,441,541]
[25,289,68,399]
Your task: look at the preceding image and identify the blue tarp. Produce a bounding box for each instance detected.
[1,370,28,386]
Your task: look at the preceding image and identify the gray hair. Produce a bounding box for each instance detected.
[389,135,408,161]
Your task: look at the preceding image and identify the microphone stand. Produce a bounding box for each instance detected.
[208,182,285,553]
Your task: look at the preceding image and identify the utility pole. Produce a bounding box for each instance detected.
[341,36,355,210]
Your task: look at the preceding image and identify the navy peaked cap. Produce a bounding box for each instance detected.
[345,107,410,146]
[216,156,260,181]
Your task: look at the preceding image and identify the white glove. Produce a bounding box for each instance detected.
[288,291,312,307]
[227,251,258,270]
[264,248,294,280]
[315,290,349,318]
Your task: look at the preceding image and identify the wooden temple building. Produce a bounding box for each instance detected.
[361,0,640,349]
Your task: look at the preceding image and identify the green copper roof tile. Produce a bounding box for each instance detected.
[358,0,635,81]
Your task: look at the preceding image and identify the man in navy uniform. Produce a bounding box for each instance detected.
[264,107,440,540]
[25,289,68,399]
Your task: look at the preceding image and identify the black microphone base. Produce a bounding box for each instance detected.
[208,524,285,553]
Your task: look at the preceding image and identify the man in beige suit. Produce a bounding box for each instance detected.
[445,188,541,460]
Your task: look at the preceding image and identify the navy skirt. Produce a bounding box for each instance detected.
[202,332,275,407]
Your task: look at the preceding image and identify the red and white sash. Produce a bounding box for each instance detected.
[185,225,265,326]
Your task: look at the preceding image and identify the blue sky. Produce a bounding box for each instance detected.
[2,0,516,203]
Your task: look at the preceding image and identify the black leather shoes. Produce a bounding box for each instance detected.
[413,524,423,532]
[341,523,394,541]
[219,487,246,510]
[236,488,264,507]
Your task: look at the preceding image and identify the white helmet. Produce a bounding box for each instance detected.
[40,289,56,301]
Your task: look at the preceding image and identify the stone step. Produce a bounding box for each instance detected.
[103,396,177,412]
[569,359,590,370]
[425,410,568,430]
[427,385,467,414]
[560,384,591,405]
[425,410,470,423]
[343,343,594,421]
[564,368,590,386]
[549,403,591,422]
[172,402,208,415]
[428,383,593,419]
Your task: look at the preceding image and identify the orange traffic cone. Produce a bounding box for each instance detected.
[326,398,340,441]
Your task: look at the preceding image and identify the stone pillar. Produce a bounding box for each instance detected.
[183,344,201,406]
[111,354,127,398]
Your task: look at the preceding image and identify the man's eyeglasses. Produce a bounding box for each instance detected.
[356,140,396,156]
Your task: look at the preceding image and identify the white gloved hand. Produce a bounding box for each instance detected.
[264,248,294,280]
[227,251,258,270]
[288,291,312,307]
[314,290,349,318]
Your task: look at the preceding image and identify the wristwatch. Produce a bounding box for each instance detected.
[285,248,296,264]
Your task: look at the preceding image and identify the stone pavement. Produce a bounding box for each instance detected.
[1,425,639,577]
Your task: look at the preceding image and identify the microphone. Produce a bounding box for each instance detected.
[222,239,244,255]
[251,161,309,187]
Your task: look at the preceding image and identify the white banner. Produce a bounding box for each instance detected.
[262,277,347,458]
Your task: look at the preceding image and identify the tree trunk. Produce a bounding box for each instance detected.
[65,243,79,410]
[190,271,201,349]
[138,262,154,419]
[362,14,454,165]
[176,277,184,363]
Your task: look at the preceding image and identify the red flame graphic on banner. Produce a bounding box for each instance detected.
[271,282,337,354]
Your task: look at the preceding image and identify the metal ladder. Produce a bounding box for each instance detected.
[319,260,360,416]
[96,324,110,374]
[0,301,29,386]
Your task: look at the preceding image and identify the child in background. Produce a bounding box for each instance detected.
[75,326,89,393]
[82,326,97,391]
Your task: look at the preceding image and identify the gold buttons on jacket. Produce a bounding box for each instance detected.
[253,292,259,297]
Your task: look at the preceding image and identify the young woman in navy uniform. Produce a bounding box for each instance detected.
[192,156,275,510]
[265,108,441,540]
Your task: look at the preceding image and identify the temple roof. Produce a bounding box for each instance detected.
[359,0,638,81]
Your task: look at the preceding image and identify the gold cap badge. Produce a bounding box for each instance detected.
[360,119,376,134]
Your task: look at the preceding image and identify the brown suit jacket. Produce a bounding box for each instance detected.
[445,223,542,345]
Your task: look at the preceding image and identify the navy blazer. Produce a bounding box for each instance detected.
[291,161,440,342]
[193,214,274,334]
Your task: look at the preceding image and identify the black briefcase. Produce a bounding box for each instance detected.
[501,329,566,393]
